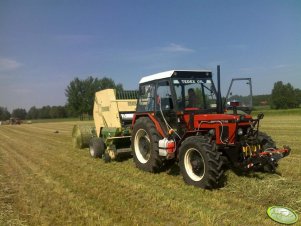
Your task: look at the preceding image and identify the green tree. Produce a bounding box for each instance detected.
[65,77,96,119]
[253,94,270,106]
[38,106,51,119]
[65,76,123,119]
[27,106,39,119]
[271,81,298,109]
[49,106,67,118]
[0,106,11,121]
[295,88,301,107]
[12,108,27,120]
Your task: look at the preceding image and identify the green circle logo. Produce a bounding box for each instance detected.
[267,206,298,224]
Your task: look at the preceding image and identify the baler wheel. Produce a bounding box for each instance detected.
[89,137,105,158]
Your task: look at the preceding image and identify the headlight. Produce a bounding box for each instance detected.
[237,128,243,136]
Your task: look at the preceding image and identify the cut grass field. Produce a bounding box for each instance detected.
[0,114,300,226]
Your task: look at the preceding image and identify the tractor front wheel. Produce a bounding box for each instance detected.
[179,137,224,189]
[257,131,276,150]
[131,117,162,173]
[257,131,278,172]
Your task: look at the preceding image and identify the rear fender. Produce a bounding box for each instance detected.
[132,113,166,138]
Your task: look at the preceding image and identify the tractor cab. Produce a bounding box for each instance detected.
[137,70,217,113]
[136,70,254,119]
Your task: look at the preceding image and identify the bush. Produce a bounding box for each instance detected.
[271,81,299,109]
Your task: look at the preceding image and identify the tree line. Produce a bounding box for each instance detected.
[224,81,301,108]
[270,81,301,109]
[1,78,300,122]
[0,76,123,121]
[0,105,69,121]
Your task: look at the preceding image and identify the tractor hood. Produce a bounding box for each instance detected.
[186,113,252,124]
[182,112,253,132]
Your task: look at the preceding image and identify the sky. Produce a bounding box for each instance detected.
[0,0,301,111]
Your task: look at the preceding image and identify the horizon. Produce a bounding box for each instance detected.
[0,88,284,113]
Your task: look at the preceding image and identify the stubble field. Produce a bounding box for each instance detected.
[0,113,300,226]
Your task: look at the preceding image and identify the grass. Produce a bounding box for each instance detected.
[28,117,92,124]
[0,115,300,226]
[253,107,301,116]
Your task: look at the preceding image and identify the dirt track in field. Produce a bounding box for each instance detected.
[0,119,300,225]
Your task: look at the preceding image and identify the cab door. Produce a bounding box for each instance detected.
[225,78,253,114]
[155,80,178,133]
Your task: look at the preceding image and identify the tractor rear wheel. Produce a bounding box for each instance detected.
[89,137,105,158]
[131,117,162,172]
[179,136,224,189]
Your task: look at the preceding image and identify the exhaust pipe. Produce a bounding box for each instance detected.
[217,65,223,113]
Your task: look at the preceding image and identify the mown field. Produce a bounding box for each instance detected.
[0,113,300,226]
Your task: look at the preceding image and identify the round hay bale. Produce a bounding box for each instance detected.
[72,124,96,149]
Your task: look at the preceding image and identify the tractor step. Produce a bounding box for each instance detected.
[116,148,132,154]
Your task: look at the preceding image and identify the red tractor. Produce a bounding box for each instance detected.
[131,66,290,189]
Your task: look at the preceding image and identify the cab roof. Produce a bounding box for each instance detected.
[139,70,212,84]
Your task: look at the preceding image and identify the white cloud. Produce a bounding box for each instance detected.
[161,43,195,53]
[0,57,22,71]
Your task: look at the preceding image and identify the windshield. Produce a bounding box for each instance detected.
[173,78,217,110]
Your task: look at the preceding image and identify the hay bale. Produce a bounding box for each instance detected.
[72,124,96,149]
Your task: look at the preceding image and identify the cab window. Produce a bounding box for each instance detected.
[156,81,173,111]
[136,84,155,112]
